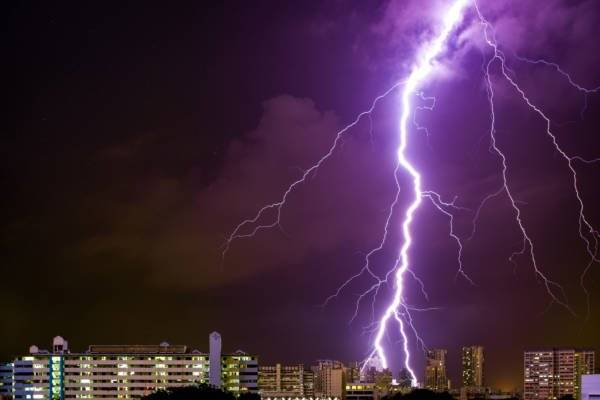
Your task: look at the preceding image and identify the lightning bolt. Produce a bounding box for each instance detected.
[513,54,600,119]
[222,0,600,386]
[367,0,471,386]
[221,81,406,258]
[474,2,600,317]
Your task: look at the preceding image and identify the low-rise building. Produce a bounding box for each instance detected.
[346,382,375,400]
[7,334,257,399]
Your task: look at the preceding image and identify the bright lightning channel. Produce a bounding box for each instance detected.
[367,0,471,386]
[222,0,600,387]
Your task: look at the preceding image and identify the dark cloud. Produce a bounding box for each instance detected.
[2,0,600,392]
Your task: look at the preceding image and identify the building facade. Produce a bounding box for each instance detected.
[258,364,312,398]
[345,362,361,386]
[425,349,449,392]
[312,360,345,399]
[524,349,595,400]
[577,353,597,398]
[302,369,315,398]
[0,363,12,399]
[462,346,484,388]
[5,334,257,400]
[221,351,258,395]
[345,383,375,400]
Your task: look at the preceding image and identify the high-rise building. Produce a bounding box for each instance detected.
[524,349,595,400]
[576,353,597,398]
[0,362,12,399]
[462,346,484,388]
[209,332,222,387]
[303,369,315,398]
[221,351,258,394]
[258,364,307,398]
[6,334,258,399]
[363,356,384,373]
[346,362,361,384]
[313,360,345,399]
[425,349,448,392]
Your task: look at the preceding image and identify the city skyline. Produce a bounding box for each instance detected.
[3,0,600,396]
[1,334,597,394]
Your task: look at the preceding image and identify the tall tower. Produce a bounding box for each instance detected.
[524,349,595,400]
[425,349,448,391]
[462,346,484,388]
[575,350,595,400]
[209,332,222,387]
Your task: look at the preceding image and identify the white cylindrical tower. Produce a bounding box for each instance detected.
[209,332,222,387]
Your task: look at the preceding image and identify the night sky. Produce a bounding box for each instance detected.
[3,0,600,392]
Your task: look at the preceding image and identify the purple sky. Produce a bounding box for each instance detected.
[3,0,600,390]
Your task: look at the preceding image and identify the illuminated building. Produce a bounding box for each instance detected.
[524,349,595,400]
[303,369,315,398]
[0,362,12,399]
[581,375,600,400]
[312,360,345,399]
[345,362,361,385]
[258,364,311,398]
[221,351,258,394]
[425,349,449,392]
[6,334,258,399]
[363,356,383,374]
[576,353,597,399]
[345,382,375,400]
[360,356,392,392]
[462,346,484,388]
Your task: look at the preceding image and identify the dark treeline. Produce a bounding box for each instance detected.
[382,389,520,400]
[383,389,456,400]
[143,386,576,400]
[142,384,260,400]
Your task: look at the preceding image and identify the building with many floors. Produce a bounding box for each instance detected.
[258,364,313,398]
[221,351,258,395]
[3,333,257,399]
[0,363,12,399]
[312,360,345,399]
[462,346,484,388]
[425,349,449,392]
[524,349,595,400]
[302,369,315,398]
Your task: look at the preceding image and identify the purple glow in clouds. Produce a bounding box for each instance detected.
[368,0,471,385]
[223,0,600,385]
